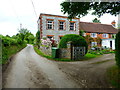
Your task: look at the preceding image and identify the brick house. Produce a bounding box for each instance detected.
[37,13,118,49]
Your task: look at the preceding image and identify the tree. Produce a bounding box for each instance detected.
[36,30,40,48]
[61,2,120,18]
[92,18,101,23]
[18,28,30,41]
[79,30,85,36]
[84,35,94,48]
[58,34,88,54]
[115,30,120,68]
[17,28,35,44]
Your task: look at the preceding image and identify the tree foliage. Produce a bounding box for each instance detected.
[18,28,35,44]
[58,34,88,54]
[79,30,85,36]
[61,2,120,18]
[36,30,40,48]
[92,18,101,23]
[84,35,94,46]
[115,30,120,68]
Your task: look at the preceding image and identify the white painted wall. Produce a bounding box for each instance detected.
[102,39,115,50]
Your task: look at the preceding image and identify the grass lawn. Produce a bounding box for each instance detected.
[107,65,120,88]
[34,46,100,62]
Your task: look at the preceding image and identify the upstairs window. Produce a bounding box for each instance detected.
[70,22,75,30]
[47,20,54,30]
[59,21,65,30]
[91,33,97,38]
[103,34,108,38]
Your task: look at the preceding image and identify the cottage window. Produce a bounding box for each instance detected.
[47,20,54,30]
[47,35,54,40]
[70,22,75,30]
[59,21,65,30]
[91,33,97,38]
[103,34,108,38]
[91,42,97,47]
[83,33,86,36]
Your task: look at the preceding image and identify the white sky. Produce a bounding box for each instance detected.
[0,0,118,36]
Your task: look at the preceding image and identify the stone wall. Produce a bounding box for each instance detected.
[58,47,86,60]
[40,46,52,56]
[58,48,71,59]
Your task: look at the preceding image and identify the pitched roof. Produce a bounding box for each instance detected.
[80,22,118,34]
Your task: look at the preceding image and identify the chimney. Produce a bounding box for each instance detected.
[111,20,116,27]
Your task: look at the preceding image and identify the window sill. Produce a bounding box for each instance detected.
[46,29,54,30]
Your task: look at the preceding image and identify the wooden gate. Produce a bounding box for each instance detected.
[72,47,86,60]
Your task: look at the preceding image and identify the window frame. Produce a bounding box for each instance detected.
[102,33,108,38]
[47,35,54,40]
[46,19,54,30]
[58,20,66,30]
[91,42,97,47]
[91,33,97,38]
[69,21,76,31]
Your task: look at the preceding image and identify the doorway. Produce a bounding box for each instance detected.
[110,41,112,49]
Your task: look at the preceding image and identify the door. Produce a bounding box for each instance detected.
[110,41,112,49]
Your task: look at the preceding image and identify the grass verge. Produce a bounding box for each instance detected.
[107,65,120,88]
[34,46,100,62]
[91,60,111,64]
[1,44,26,64]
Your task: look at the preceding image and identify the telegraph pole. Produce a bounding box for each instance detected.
[20,23,22,30]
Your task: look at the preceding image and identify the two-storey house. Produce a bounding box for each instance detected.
[80,22,118,49]
[38,13,80,43]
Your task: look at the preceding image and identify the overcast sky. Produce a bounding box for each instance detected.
[0,0,118,36]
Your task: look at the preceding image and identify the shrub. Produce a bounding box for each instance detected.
[58,34,88,54]
[115,31,120,68]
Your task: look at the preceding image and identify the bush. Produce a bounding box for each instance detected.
[58,34,88,54]
[115,31,120,68]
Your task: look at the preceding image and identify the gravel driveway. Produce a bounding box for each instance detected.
[3,45,115,88]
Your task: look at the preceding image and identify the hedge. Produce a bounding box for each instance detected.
[115,31,120,68]
[58,34,88,54]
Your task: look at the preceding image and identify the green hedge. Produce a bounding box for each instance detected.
[58,34,88,54]
[115,31,120,68]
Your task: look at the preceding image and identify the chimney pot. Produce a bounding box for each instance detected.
[111,20,116,27]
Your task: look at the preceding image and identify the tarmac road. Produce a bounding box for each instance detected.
[3,44,115,88]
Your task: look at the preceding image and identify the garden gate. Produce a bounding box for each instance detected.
[72,47,86,60]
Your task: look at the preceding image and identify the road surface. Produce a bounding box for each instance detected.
[3,45,115,88]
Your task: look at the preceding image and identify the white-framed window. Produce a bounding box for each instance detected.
[70,22,75,30]
[83,33,86,36]
[47,20,54,30]
[59,21,65,30]
[47,35,54,40]
[102,34,108,38]
[91,33,97,38]
[91,42,97,47]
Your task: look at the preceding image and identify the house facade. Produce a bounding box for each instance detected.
[38,13,118,49]
[80,22,118,49]
[38,13,80,43]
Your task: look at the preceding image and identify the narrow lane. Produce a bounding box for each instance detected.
[3,45,80,88]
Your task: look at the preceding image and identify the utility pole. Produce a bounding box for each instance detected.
[118,14,120,29]
[20,23,22,30]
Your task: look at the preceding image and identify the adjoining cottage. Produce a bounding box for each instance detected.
[80,22,118,49]
[37,13,118,49]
